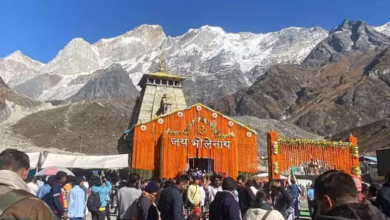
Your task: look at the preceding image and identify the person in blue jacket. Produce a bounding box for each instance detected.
[91,175,112,220]
[68,177,86,220]
[38,176,55,205]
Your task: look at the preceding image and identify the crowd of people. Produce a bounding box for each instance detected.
[2,148,390,220]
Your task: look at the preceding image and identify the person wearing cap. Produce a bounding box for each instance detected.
[135,181,161,220]
[68,177,86,220]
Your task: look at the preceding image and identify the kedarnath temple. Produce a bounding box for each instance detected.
[118,60,258,179]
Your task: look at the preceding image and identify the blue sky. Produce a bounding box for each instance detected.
[0,0,389,63]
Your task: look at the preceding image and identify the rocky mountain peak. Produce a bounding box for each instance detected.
[177,25,229,52]
[303,19,390,70]
[94,25,166,67]
[126,24,165,37]
[40,38,99,75]
[329,19,390,51]
[4,50,45,71]
[365,46,390,86]
[0,76,8,89]
[127,24,167,48]
[198,25,226,34]
[67,38,91,46]
[333,19,364,32]
[69,64,139,102]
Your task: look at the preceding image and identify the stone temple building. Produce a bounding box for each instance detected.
[118,60,258,178]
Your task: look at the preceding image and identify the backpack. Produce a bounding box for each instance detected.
[87,192,101,213]
[131,198,140,220]
[0,190,35,217]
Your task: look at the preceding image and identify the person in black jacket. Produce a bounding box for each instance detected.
[137,181,160,220]
[367,183,382,208]
[237,175,251,217]
[209,177,241,220]
[158,175,190,220]
[270,180,293,220]
[376,174,390,217]
[49,171,67,220]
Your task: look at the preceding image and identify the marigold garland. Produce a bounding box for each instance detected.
[267,131,359,179]
[131,105,257,178]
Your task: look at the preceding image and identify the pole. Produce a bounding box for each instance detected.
[80,135,83,153]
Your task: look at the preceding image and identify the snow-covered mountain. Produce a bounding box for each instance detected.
[4,24,329,103]
[375,22,390,36]
[0,51,45,87]
[40,38,99,76]
[3,21,390,103]
[95,25,167,67]
[5,50,44,70]
[8,25,328,102]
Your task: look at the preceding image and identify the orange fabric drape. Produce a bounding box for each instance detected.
[267,131,358,179]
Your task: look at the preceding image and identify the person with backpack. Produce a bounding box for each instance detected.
[135,181,160,220]
[89,175,112,220]
[270,180,293,220]
[287,174,301,220]
[38,176,54,204]
[0,149,56,220]
[117,173,142,220]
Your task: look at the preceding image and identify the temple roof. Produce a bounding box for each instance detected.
[138,59,185,86]
[144,72,184,80]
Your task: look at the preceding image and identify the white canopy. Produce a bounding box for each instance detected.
[41,153,129,169]
[256,173,287,179]
[27,152,41,169]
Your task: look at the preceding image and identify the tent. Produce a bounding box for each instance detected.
[27,152,41,169]
[41,153,129,169]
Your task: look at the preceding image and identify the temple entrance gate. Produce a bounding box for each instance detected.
[267,130,361,180]
[188,158,214,172]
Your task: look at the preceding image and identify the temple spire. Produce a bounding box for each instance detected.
[159,58,165,72]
